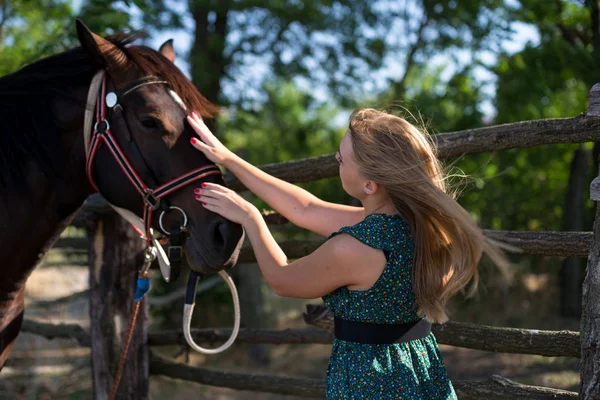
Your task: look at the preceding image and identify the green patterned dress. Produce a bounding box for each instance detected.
[322,213,457,399]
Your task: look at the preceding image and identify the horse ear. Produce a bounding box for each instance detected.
[159,39,176,63]
[75,19,128,70]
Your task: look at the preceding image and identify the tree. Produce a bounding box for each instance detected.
[188,0,515,107]
[220,79,348,230]
[0,0,73,75]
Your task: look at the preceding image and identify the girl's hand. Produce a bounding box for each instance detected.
[187,111,235,166]
[194,182,258,226]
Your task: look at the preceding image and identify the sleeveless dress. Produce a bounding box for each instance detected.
[322,213,457,399]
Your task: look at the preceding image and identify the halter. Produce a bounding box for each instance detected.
[86,74,222,281]
[83,72,242,395]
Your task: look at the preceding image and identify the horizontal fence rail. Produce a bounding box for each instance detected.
[21,317,580,358]
[54,229,593,260]
[18,318,581,398]
[224,114,600,189]
[149,353,578,399]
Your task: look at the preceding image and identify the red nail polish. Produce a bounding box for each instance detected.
[194,189,200,194]
[190,137,197,144]
[195,195,201,200]
[201,183,206,187]
[202,202,206,206]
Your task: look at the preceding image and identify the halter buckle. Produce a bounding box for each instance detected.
[167,246,183,260]
[143,190,160,211]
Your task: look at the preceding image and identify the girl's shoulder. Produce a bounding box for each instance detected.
[327,213,412,250]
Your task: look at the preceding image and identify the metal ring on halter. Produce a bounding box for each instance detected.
[158,206,188,235]
[93,119,110,132]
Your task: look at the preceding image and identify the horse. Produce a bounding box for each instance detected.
[0,20,245,370]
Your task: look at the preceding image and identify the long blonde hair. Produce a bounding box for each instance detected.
[348,108,513,324]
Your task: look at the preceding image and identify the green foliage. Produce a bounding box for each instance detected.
[199,0,517,106]
[77,0,181,37]
[450,144,584,232]
[0,0,176,76]
[386,64,486,133]
[218,80,352,231]
[458,0,598,232]
[0,0,74,76]
[376,0,597,234]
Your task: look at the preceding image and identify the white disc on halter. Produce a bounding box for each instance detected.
[105,92,118,108]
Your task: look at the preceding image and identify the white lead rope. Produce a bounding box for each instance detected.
[182,270,241,354]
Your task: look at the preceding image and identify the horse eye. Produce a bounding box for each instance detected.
[141,117,162,130]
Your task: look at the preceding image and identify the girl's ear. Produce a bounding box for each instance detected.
[364,181,378,195]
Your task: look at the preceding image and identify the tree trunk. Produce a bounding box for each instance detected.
[189,0,231,106]
[88,214,149,400]
[561,145,591,318]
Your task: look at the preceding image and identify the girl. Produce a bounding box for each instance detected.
[187,108,511,399]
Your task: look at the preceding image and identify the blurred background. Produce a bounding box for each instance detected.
[0,0,596,398]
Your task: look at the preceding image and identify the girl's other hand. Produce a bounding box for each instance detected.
[194,182,258,226]
[187,111,235,166]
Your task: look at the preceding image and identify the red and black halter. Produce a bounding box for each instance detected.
[86,75,221,281]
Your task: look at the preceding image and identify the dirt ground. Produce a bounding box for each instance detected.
[0,254,581,399]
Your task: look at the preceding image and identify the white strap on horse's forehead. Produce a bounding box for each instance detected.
[168,89,187,111]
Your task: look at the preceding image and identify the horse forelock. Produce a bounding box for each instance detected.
[121,44,219,118]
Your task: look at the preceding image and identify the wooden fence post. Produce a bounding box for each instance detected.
[581,84,600,399]
[87,210,149,400]
[560,145,590,318]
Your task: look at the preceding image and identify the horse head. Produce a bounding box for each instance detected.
[76,20,244,275]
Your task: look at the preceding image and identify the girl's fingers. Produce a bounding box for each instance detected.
[200,201,220,213]
[194,194,221,211]
[187,112,213,137]
[187,113,208,133]
[195,194,219,205]
[190,137,208,150]
[193,191,217,201]
[199,182,229,193]
[194,188,227,200]
[186,115,206,137]
[191,110,203,122]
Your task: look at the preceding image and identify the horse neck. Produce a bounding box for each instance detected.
[0,83,94,306]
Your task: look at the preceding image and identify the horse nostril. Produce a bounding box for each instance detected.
[213,222,227,250]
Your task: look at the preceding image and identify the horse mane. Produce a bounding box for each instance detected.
[0,33,217,193]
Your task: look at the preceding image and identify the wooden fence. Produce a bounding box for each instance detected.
[20,84,600,399]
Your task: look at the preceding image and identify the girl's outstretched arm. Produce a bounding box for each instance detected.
[195,183,384,297]
[188,112,363,236]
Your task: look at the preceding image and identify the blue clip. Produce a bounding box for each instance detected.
[134,276,150,302]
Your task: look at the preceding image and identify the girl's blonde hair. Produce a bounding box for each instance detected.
[348,108,512,324]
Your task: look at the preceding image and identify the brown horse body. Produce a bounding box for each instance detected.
[0,21,244,369]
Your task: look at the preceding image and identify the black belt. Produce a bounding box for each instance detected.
[334,316,431,344]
